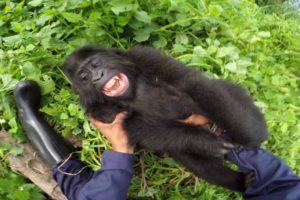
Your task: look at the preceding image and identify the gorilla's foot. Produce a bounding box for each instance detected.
[14,80,73,168]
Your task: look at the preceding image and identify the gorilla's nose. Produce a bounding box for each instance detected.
[92,69,107,82]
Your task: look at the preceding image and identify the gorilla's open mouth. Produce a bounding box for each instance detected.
[102,73,129,97]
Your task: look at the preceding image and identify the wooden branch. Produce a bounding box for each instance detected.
[0,131,67,200]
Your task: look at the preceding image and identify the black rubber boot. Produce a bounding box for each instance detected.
[14,80,73,168]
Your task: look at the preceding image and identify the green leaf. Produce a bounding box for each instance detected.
[13,189,30,200]
[258,31,271,38]
[206,45,218,55]
[108,0,136,15]
[209,5,223,17]
[9,147,24,156]
[237,57,252,67]
[2,35,22,47]
[0,142,11,151]
[11,22,24,33]
[172,44,187,53]
[22,62,41,77]
[0,179,12,192]
[26,44,35,51]
[193,46,207,56]
[39,75,56,95]
[153,37,167,48]
[216,46,239,60]
[0,75,18,90]
[133,27,153,42]
[135,11,151,24]
[68,104,79,116]
[28,0,43,7]
[224,62,237,72]
[61,12,83,23]
[60,113,69,120]
[175,33,189,44]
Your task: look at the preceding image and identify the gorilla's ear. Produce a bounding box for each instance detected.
[63,60,75,79]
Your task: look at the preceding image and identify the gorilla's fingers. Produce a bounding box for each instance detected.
[244,171,256,188]
[223,142,235,149]
[216,142,236,156]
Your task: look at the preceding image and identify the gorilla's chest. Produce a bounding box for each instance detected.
[130,82,200,120]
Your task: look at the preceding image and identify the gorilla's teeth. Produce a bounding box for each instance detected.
[104,76,120,91]
[104,77,117,90]
[102,73,129,97]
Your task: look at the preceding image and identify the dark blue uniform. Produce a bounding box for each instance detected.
[53,151,133,200]
[53,149,300,200]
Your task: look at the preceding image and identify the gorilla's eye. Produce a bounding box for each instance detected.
[91,59,102,68]
[78,69,90,81]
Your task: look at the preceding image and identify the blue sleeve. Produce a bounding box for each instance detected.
[52,150,134,200]
[226,148,300,200]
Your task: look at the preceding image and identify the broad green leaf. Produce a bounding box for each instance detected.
[209,5,223,17]
[224,62,237,72]
[11,22,24,33]
[22,62,41,77]
[133,27,153,42]
[61,12,83,23]
[68,104,79,116]
[237,57,252,68]
[39,75,56,95]
[216,46,239,60]
[258,31,271,38]
[26,44,35,51]
[2,35,22,47]
[9,147,24,156]
[108,0,136,15]
[135,11,151,24]
[207,45,218,55]
[172,44,187,53]
[60,113,68,120]
[28,0,43,7]
[0,74,18,90]
[193,46,207,56]
[175,33,189,44]
[13,189,30,200]
[153,36,167,48]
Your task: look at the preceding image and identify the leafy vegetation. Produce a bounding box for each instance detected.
[0,0,299,199]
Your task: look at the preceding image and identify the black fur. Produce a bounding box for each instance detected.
[63,45,268,192]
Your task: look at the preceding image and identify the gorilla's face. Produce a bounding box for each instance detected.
[64,46,136,101]
[76,54,130,97]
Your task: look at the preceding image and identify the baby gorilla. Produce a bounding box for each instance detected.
[63,45,268,192]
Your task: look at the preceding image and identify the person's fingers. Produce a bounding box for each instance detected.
[113,112,128,124]
[178,114,209,126]
[89,117,106,128]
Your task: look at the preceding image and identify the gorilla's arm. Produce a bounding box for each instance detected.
[185,79,268,147]
[123,115,234,156]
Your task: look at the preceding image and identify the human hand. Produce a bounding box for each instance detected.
[89,112,134,154]
[177,114,209,126]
